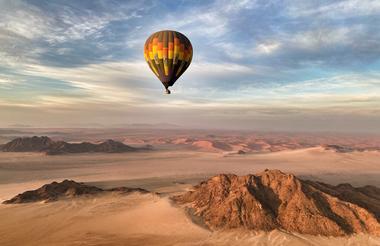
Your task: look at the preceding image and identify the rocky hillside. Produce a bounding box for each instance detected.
[1,136,54,152]
[45,139,137,155]
[1,136,150,155]
[3,180,149,204]
[172,169,380,236]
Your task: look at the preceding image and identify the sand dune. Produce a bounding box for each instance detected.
[191,140,233,152]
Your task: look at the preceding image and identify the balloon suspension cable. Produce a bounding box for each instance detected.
[165,88,171,94]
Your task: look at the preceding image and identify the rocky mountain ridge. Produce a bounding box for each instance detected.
[172,169,380,236]
[3,180,149,204]
[0,136,151,155]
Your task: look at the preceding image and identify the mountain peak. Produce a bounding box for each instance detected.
[172,169,380,236]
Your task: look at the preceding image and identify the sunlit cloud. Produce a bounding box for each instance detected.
[254,42,281,55]
[0,0,379,132]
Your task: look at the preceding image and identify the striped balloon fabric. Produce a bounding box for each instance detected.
[144,30,193,94]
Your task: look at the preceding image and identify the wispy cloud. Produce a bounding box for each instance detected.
[0,0,379,131]
[286,0,380,19]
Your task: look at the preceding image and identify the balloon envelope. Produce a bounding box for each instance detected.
[144,30,193,93]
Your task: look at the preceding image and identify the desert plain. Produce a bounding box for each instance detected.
[0,128,380,245]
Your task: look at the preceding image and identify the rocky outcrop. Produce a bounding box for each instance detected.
[0,136,149,155]
[171,169,380,236]
[46,139,137,155]
[3,180,149,204]
[1,136,54,152]
[322,144,356,153]
[322,144,379,153]
[304,181,380,221]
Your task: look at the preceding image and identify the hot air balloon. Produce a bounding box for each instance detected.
[144,30,193,94]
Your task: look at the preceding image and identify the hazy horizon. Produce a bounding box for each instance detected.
[1,0,380,133]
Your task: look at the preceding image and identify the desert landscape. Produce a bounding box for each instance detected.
[0,128,380,245]
[2,0,379,245]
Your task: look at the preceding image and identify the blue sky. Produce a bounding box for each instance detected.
[0,0,380,132]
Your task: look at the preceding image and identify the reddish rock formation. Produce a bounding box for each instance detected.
[3,180,149,204]
[172,169,380,236]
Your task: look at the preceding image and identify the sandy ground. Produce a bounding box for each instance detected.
[1,147,380,201]
[0,192,379,246]
[1,147,380,245]
[0,193,208,246]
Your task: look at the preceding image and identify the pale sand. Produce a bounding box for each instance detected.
[1,148,380,245]
[0,193,379,246]
[0,193,208,246]
[1,147,380,201]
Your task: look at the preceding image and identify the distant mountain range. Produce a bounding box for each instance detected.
[172,169,380,236]
[0,136,151,155]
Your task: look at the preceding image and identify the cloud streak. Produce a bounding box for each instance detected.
[0,0,379,132]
